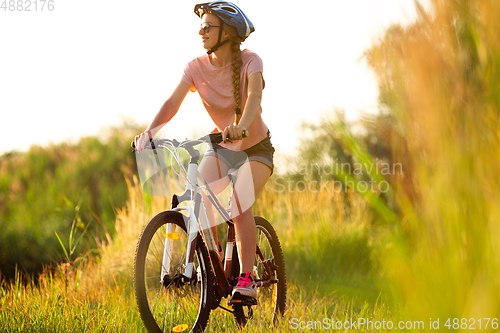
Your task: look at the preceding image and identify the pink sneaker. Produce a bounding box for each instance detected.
[232,271,257,299]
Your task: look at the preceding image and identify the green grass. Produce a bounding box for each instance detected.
[0,271,143,332]
[0,121,143,280]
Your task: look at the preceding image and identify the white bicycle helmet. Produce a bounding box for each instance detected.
[194,1,254,54]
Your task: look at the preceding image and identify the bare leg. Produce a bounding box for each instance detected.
[198,156,230,241]
[231,161,272,274]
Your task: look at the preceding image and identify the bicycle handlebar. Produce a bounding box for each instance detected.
[131,130,249,150]
[199,130,249,145]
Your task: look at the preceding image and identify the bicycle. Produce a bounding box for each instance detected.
[132,132,286,332]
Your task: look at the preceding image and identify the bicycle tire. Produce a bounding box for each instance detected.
[134,210,213,333]
[233,216,287,329]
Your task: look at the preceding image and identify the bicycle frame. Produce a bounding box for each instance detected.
[149,138,234,296]
[151,138,276,298]
[171,178,234,293]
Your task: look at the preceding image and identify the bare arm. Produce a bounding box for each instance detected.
[223,72,263,142]
[135,80,191,152]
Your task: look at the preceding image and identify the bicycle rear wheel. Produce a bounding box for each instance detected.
[134,211,213,333]
[233,216,287,329]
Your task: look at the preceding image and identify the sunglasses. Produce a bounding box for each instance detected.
[200,23,220,34]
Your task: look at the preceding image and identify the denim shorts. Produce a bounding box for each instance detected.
[204,132,275,175]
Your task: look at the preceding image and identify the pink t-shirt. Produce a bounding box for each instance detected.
[181,49,269,150]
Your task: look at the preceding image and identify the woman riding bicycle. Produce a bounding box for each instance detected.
[134,1,274,300]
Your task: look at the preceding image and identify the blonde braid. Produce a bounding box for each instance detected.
[231,41,243,124]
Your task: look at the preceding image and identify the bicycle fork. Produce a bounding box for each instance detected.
[159,201,201,285]
[160,161,205,285]
[160,223,174,281]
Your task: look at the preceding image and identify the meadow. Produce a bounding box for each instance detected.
[0,122,143,281]
[2,0,500,331]
[0,175,391,332]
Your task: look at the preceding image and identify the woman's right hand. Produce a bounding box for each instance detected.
[134,131,153,154]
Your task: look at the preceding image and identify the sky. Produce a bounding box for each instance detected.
[0,0,429,158]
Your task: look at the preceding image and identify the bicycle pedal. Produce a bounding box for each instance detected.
[228,293,258,306]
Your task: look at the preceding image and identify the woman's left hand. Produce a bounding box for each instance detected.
[223,124,247,143]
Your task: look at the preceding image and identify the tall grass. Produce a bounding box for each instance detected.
[1,171,392,331]
[363,0,500,325]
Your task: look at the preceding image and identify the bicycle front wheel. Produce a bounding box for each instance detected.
[233,216,287,329]
[134,211,213,333]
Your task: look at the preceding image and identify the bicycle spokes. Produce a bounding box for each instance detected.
[134,212,212,333]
